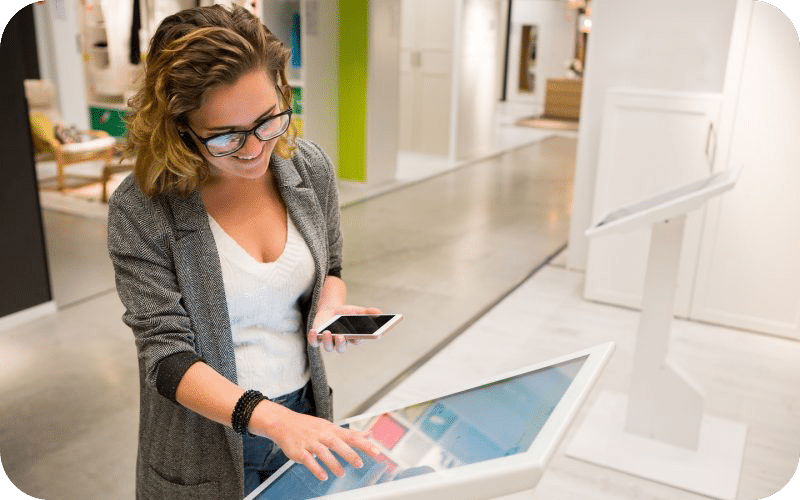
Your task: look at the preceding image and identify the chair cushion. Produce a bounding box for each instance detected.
[60,136,116,153]
[29,113,55,143]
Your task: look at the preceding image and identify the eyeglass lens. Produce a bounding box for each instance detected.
[205,113,291,156]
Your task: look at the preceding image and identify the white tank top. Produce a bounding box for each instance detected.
[209,214,315,398]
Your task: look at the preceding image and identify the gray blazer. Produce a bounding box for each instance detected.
[107,139,342,499]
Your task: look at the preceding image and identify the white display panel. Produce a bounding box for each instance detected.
[245,342,614,500]
[587,164,741,238]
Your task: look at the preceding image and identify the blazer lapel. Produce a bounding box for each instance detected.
[272,155,327,292]
[166,191,238,384]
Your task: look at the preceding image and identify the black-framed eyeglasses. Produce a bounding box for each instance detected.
[186,102,292,158]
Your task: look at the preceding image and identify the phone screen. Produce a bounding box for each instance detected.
[320,314,397,336]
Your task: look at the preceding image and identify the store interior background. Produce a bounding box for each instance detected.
[1,0,800,499]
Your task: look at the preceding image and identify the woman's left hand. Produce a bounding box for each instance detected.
[309,305,381,354]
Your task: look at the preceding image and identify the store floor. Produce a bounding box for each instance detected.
[3,132,798,500]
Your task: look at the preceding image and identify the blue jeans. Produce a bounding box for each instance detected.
[242,381,316,497]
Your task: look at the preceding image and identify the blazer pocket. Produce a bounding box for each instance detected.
[142,466,220,500]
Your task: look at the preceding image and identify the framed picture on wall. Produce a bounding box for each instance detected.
[518,24,538,93]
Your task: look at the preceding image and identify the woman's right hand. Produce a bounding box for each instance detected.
[252,402,381,481]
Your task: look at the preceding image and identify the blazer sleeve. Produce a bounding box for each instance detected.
[107,188,203,401]
[306,140,344,278]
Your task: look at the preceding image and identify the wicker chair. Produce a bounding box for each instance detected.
[24,79,120,198]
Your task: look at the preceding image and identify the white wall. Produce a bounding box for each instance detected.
[566,0,738,271]
[301,0,340,168]
[505,0,575,116]
[690,1,800,340]
[32,2,55,83]
[148,0,196,37]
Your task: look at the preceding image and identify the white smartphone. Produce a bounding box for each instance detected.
[315,314,403,340]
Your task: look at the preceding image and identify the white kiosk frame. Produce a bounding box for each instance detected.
[566,166,747,500]
[246,343,615,500]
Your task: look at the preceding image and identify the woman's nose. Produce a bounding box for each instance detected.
[238,132,264,157]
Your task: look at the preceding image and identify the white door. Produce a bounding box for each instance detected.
[690,2,800,340]
[399,0,455,156]
[584,89,722,317]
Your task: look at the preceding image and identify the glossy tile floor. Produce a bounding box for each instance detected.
[3,131,798,500]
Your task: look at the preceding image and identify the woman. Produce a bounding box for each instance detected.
[108,5,380,499]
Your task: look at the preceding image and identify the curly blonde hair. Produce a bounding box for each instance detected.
[126,5,297,196]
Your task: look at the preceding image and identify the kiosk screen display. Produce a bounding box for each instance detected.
[251,355,588,499]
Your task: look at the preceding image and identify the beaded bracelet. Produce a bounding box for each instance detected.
[240,393,266,436]
[232,389,267,435]
[232,390,266,435]
[231,390,254,434]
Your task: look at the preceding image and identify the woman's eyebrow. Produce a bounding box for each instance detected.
[206,104,278,132]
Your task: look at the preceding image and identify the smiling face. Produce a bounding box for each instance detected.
[186,69,282,182]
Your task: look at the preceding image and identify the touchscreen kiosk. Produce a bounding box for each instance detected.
[245,343,614,500]
[568,166,745,500]
[586,165,741,237]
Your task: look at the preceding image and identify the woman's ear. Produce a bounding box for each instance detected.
[178,130,198,153]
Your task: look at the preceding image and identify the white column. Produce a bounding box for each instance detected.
[44,0,90,129]
[365,0,401,185]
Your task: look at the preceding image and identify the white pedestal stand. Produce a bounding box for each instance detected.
[565,167,747,500]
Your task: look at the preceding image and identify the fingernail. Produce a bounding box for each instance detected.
[320,473,328,481]
[372,447,380,456]
[336,345,346,354]
[325,344,333,352]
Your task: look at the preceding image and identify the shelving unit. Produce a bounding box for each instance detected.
[71,0,335,148]
[79,0,138,139]
[262,1,305,137]
[262,0,339,166]
[80,0,110,96]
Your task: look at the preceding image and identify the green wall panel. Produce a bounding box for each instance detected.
[338,0,368,182]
